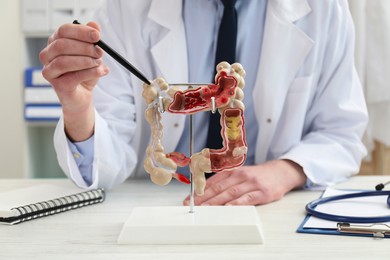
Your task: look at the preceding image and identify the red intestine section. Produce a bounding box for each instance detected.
[167,71,237,114]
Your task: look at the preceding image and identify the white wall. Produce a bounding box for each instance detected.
[0,0,26,178]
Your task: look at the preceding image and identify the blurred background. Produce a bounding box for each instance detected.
[0,0,389,179]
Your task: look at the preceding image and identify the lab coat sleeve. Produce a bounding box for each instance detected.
[54,107,138,190]
[279,0,368,187]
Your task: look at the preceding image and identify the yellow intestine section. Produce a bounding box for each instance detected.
[225,115,241,141]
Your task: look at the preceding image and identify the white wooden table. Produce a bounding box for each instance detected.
[0,176,389,260]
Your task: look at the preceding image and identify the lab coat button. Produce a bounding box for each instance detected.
[174,123,179,127]
[267,118,272,123]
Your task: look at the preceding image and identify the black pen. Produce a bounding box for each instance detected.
[73,20,151,85]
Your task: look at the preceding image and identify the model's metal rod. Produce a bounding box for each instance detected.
[189,113,195,213]
[187,84,195,214]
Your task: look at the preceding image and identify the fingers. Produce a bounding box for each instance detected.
[40,22,103,69]
[39,21,108,91]
[40,38,103,65]
[182,162,299,206]
[226,191,267,205]
[41,55,108,94]
[196,171,238,203]
[183,170,260,206]
[40,22,104,71]
[204,170,231,187]
[183,171,229,204]
[42,55,103,81]
[197,177,254,205]
[50,65,109,95]
[48,23,100,45]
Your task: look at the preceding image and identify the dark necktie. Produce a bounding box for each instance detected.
[206,0,238,150]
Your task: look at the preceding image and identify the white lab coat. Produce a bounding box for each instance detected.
[349,0,390,152]
[54,0,368,189]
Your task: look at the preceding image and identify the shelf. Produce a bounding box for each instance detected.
[24,32,52,38]
[25,121,58,127]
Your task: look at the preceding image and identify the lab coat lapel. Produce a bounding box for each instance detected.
[254,0,314,162]
[147,0,188,153]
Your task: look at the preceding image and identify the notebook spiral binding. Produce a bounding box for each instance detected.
[6,188,105,225]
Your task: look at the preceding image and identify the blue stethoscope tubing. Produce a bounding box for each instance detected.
[305,190,390,223]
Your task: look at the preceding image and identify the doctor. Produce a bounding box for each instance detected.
[39,0,368,205]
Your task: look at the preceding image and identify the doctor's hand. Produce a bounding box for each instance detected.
[183,160,307,206]
[39,22,109,142]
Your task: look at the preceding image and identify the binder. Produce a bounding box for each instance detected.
[25,67,50,86]
[24,104,62,121]
[0,185,105,225]
[25,86,59,104]
[24,67,62,121]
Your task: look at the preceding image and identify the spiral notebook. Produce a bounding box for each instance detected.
[0,184,105,225]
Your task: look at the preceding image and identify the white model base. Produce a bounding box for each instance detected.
[117,206,264,245]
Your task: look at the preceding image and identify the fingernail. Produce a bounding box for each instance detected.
[100,66,109,75]
[90,31,99,42]
[95,45,101,56]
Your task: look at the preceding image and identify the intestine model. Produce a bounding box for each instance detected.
[142,62,247,196]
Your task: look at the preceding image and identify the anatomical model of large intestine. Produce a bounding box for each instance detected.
[142,62,247,196]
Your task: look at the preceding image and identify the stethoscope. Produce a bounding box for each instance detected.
[305,181,390,223]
